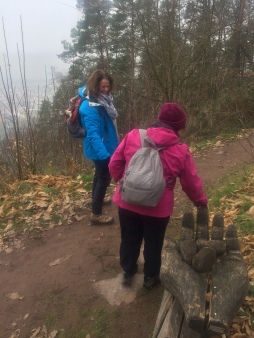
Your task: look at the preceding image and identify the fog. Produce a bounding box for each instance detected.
[0,0,82,89]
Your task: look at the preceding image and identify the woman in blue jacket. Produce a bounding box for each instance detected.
[79,69,119,225]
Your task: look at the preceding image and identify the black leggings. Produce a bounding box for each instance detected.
[118,207,169,278]
[92,158,111,214]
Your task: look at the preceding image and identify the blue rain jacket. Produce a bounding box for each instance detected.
[78,86,119,160]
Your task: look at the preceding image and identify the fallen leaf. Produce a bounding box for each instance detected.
[214,140,224,147]
[25,203,35,210]
[4,221,13,232]
[23,192,35,197]
[29,327,41,338]
[48,330,58,338]
[74,215,85,221]
[42,213,51,221]
[9,328,20,338]
[6,292,24,300]
[41,325,47,336]
[0,204,5,217]
[248,268,254,279]
[6,207,18,219]
[247,206,254,216]
[49,254,72,266]
[34,201,48,208]
[37,191,49,197]
[46,203,54,213]
[76,188,88,194]
[35,212,43,220]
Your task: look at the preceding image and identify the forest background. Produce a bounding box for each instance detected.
[0,0,254,185]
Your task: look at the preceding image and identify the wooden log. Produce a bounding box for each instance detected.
[153,291,174,338]
[152,290,183,338]
[153,290,202,338]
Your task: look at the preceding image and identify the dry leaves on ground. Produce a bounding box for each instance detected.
[232,235,254,337]
[0,174,95,253]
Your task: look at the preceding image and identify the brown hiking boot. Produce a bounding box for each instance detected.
[90,213,114,225]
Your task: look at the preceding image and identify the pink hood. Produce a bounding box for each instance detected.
[147,127,180,147]
[109,128,207,217]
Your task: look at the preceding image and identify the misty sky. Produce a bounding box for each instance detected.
[0,0,82,88]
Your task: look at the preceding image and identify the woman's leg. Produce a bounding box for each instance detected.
[141,215,169,285]
[118,207,143,277]
[92,158,111,215]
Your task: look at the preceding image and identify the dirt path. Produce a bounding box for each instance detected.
[1,134,254,338]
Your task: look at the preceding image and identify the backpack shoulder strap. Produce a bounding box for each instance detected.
[139,129,147,148]
[139,129,165,151]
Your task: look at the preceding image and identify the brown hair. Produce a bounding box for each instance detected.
[86,69,114,98]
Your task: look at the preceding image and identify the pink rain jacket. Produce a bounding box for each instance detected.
[109,128,208,218]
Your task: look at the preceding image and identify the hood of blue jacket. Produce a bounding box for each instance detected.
[78,86,87,98]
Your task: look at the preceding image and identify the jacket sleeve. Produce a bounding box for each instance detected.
[109,136,127,182]
[80,103,110,160]
[179,148,208,206]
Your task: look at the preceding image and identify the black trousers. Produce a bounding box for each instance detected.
[118,207,169,278]
[92,158,111,215]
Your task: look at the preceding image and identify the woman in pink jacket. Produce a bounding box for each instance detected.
[109,103,208,289]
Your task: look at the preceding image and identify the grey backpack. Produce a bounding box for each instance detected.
[121,129,166,207]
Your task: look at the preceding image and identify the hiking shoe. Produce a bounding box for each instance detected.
[90,213,114,225]
[122,272,132,287]
[143,275,161,290]
[121,265,138,287]
[103,195,112,205]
